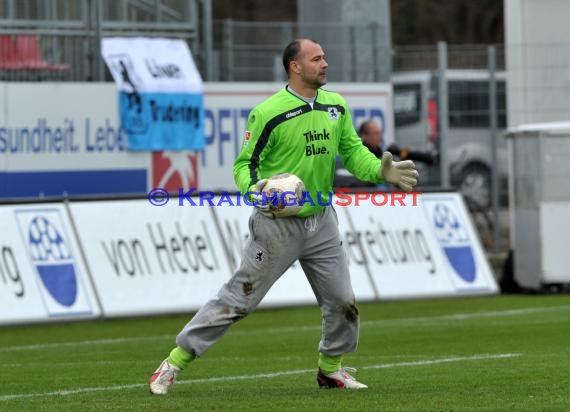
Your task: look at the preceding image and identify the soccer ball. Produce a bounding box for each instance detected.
[261,173,306,217]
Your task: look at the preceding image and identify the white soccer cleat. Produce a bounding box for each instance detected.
[149,358,180,395]
[317,367,368,389]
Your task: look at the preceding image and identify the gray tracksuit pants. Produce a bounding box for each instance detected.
[176,206,359,358]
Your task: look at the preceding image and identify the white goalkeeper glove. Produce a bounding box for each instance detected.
[380,151,419,192]
[249,179,273,216]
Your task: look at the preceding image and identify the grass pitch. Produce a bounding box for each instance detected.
[1,295,569,411]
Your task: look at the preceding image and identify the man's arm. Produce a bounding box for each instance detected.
[233,107,265,194]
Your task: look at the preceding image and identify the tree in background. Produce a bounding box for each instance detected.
[391,0,504,45]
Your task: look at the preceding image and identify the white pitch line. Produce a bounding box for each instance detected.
[0,335,172,352]
[367,304,570,327]
[0,353,521,402]
[2,305,569,352]
[365,353,520,369]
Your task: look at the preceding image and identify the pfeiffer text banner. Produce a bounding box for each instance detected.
[101,37,205,151]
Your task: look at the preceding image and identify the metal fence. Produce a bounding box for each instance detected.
[213,19,392,82]
[0,4,510,83]
[393,44,505,72]
[0,0,199,81]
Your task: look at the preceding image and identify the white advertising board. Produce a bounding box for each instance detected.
[420,193,498,294]
[333,191,498,298]
[0,82,393,198]
[0,83,148,198]
[0,204,100,324]
[336,192,451,299]
[68,199,232,316]
[2,190,497,324]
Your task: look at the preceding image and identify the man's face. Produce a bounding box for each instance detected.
[362,122,383,147]
[294,41,328,88]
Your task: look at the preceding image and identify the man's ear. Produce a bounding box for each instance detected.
[291,60,301,74]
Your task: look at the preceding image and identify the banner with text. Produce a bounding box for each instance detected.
[0,204,101,325]
[66,193,495,318]
[102,37,205,151]
[68,200,230,316]
[0,82,392,199]
[336,192,498,298]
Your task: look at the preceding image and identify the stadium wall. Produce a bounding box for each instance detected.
[0,193,498,325]
[0,82,393,199]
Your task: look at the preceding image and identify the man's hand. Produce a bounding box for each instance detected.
[249,179,273,216]
[380,151,419,192]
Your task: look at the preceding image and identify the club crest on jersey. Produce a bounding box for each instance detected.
[328,107,339,120]
[243,131,251,146]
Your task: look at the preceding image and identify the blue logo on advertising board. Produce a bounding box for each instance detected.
[119,90,149,134]
[432,203,476,282]
[28,216,77,306]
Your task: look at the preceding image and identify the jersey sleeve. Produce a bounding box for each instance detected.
[233,106,267,194]
[337,102,384,184]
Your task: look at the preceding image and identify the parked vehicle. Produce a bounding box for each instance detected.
[392,69,507,208]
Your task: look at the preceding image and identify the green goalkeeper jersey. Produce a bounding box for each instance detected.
[233,86,383,217]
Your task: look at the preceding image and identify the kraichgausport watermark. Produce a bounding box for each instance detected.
[147,188,422,207]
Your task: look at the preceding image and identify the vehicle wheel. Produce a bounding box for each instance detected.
[459,163,491,210]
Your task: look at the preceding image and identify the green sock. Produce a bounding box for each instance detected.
[318,352,343,374]
[168,346,196,370]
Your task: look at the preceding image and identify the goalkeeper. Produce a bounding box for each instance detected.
[149,38,418,394]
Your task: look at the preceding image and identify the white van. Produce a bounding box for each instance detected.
[392,69,507,208]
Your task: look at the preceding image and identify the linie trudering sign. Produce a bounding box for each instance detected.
[102,37,205,151]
